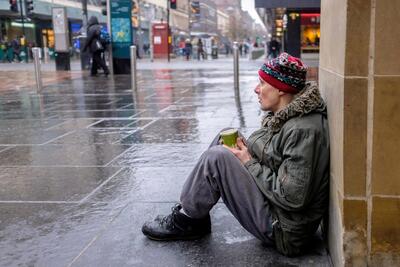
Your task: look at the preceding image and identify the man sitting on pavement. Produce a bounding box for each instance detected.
[142,53,330,256]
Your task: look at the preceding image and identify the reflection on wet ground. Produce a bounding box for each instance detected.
[0,62,329,266]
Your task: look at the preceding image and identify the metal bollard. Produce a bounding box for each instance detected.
[32,47,43,94]
[130,45,137,91]
[233,41,239,90]
[150,24,154,62]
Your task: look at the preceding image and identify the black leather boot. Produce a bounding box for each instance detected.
[142,204,211,241]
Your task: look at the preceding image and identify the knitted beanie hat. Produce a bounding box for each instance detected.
[258,52,307,94]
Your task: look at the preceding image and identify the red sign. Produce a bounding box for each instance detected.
[301,13,320,25]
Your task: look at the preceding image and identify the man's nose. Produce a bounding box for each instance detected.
[254,85,260,94]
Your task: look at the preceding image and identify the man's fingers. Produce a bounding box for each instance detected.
[240,137,247,146]
[236,138,246,150]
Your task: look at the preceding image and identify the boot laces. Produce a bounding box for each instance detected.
[160,204,181,230]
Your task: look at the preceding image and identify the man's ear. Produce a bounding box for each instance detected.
[278,90,286,96]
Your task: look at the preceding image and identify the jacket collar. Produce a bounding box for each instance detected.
[261,81,326,132]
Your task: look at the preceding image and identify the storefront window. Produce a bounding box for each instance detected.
[42,29,54,48]
[300,13,320,53]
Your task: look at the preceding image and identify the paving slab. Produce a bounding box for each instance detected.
[0,144,130,166]
[107,143,209,168]
[0,166,121,201]
[0,202,127,267]
[0,129,70,145]
[48,129,138,145]
[0,119,65,132]
[46,118,101,130]
[69,203,329,267]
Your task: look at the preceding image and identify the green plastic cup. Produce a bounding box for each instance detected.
[220,129,238,148]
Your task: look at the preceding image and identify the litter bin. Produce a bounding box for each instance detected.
[49,48,55,60]
[211,45,218,59]
[192,45,198,60]
[55,51,71,70]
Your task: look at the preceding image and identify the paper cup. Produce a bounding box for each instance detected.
[220,129,238,148]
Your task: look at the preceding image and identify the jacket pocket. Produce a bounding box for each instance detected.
[281,163,311,205]
[272,212,313,256]
[272,220,302,257]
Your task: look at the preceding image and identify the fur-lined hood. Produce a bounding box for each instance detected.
[261,81,326,132]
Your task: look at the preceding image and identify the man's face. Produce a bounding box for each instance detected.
[254,78,281,112]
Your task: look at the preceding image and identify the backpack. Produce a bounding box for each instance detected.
[99,28,111,47]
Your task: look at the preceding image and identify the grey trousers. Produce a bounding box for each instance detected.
[180,130,274,244]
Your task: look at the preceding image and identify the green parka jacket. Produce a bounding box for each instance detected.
[244,82,330,256]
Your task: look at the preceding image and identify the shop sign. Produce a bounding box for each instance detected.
[154,36,161,44]
[111,0,132,58]
[52,7,70,52]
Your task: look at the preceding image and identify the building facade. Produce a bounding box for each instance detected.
[189,0,217,38]
[255,0,320,57]
[170,0,189,47]
[216,9,229,38]
[319,0,400,265]
[0,0,104,49]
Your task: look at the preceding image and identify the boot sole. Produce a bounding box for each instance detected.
[144,232,210,241]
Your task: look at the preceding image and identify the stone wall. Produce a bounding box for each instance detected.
[319,0,400,266]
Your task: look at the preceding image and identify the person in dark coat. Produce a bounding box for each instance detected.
[1,40,11,63]
[184,39,192,61]
[197,39,205,60]
[83,16,109,77]
[11,37,21,62]
[268,38,281,59]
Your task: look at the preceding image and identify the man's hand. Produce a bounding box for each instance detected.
[223,137,252,164]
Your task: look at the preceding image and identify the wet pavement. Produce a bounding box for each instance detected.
[0,58,329,266]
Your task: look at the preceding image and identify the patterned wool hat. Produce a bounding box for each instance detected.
[258,52,307,94]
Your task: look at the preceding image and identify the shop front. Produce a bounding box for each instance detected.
[256,0,321,58]
[300,13,320,54]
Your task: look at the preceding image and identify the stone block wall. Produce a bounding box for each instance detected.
[319,0,400,266]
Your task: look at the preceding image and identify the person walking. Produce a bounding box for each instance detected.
[225,43,230,56]
[142,53,330,257]
[83,16,109,77]
[197,39,205,60]
[268,38,281,59]
[1,40,11,63]
[184,39,192,61]
[11,37,21,62]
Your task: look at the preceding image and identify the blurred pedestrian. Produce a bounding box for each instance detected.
[179,39,185,56]
[1,39,11,63]
[197,39,206,60]
[28,41,35,61]
[143,43,149,55]
[11,37,21,62]
[83,16,109,77]
[184,39,192,61]
[244,42,249,56]
[268,38,281,58]
[225,43,230,55]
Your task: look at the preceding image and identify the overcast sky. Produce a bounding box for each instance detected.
[241,0,264,26]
